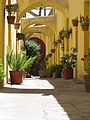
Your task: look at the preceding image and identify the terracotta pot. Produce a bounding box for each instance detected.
[39,70,46,78]
[63,69,73,79]
[84,75,90,92]
[10,71,22,84]
[7,16,15,24]
[0,80,4,89]
[57,40,61,44]
[66,34,70,39]
[49,53,52,57]
[51,49,55,53]
[72,19,78,26]
[81,24,89,31]
[14,23,20,29]
[60,36,64,40]
[53,41,57,46]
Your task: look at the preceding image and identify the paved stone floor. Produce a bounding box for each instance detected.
[0,77,90,120]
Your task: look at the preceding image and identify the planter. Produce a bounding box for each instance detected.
[65,34,70,39]
[17,33,25,40]
[51,49,55,53]
[10,71,22,84]
[84,75,90,92]
[63,69,73,79]
[0,80,4,89]
[60,36,64,40]
[72,19,78,26]
[7,16,15,24]
[14,23,20,29]
[39,70,46,78]
[53,41,57,46]
[81,24,89,31]
[49,53,52,57]
[57,40,61,44]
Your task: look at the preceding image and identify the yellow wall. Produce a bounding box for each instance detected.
[69,0,84,79]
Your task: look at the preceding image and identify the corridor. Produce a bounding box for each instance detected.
[0,77,90,120]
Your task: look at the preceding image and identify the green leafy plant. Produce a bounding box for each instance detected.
[59,28,71,39]
[60,48,77,69]
[25,40,41,76]
[6,3,18,15]
[81,48,90,75]
[0,58,5,80]
[46,64,62,77]
[17,33,25,40]
[25,40,40,59]
[6,46,36,71]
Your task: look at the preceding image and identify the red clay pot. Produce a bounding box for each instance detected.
[14,23,20,29]
[63,69,73,79]
[72,19,78,26]
[84,75,90,92]
[81,24,89,31]
[7,16,15,24]
[51,49,55,53]
[10,71,22,84]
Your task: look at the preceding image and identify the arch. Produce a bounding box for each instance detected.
[23,25,54,40]
[21,16,56,33]
[17,0,69,21]
[29,37,46,75]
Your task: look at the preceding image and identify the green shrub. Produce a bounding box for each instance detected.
[6,3,18,15]
[17,33,25,40]
[0,58,5,80]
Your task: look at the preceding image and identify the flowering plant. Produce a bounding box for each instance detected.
[81,48,90,75]
[80,15,90,25]
[59,28,71,40]
[60,48,77,69]
[59,28,68,38]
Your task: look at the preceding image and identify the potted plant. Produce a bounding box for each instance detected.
[72,17,78,26]
[52,64,62,79]
[81,48,90,92]
[53,41,57,46]
[46,64,62,78]
[51,49,55,53]
[61,48,77,79]
[6,46,36,84]
[49,53,52,57]
[80,15,90,31]
[0,58,5,88]
[17,33,25,40]
[6,3,18,24]
[14,22,20,29]
[59,28,70,39]
[46,65,56,78]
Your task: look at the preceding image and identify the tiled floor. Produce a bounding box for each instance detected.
[0,77,90,120]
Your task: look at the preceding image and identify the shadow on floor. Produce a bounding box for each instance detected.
[0,77,90,120]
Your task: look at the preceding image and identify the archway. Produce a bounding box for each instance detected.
[17,0,69,21]
[21,16,56,33]
[29,37,46,76]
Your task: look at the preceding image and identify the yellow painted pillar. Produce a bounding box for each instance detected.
[0,0,5,65]
[8,0,12,49]
[84,1,89,57]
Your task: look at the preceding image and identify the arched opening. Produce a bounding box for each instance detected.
[17,0,68,21]
[29,37,46,76]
